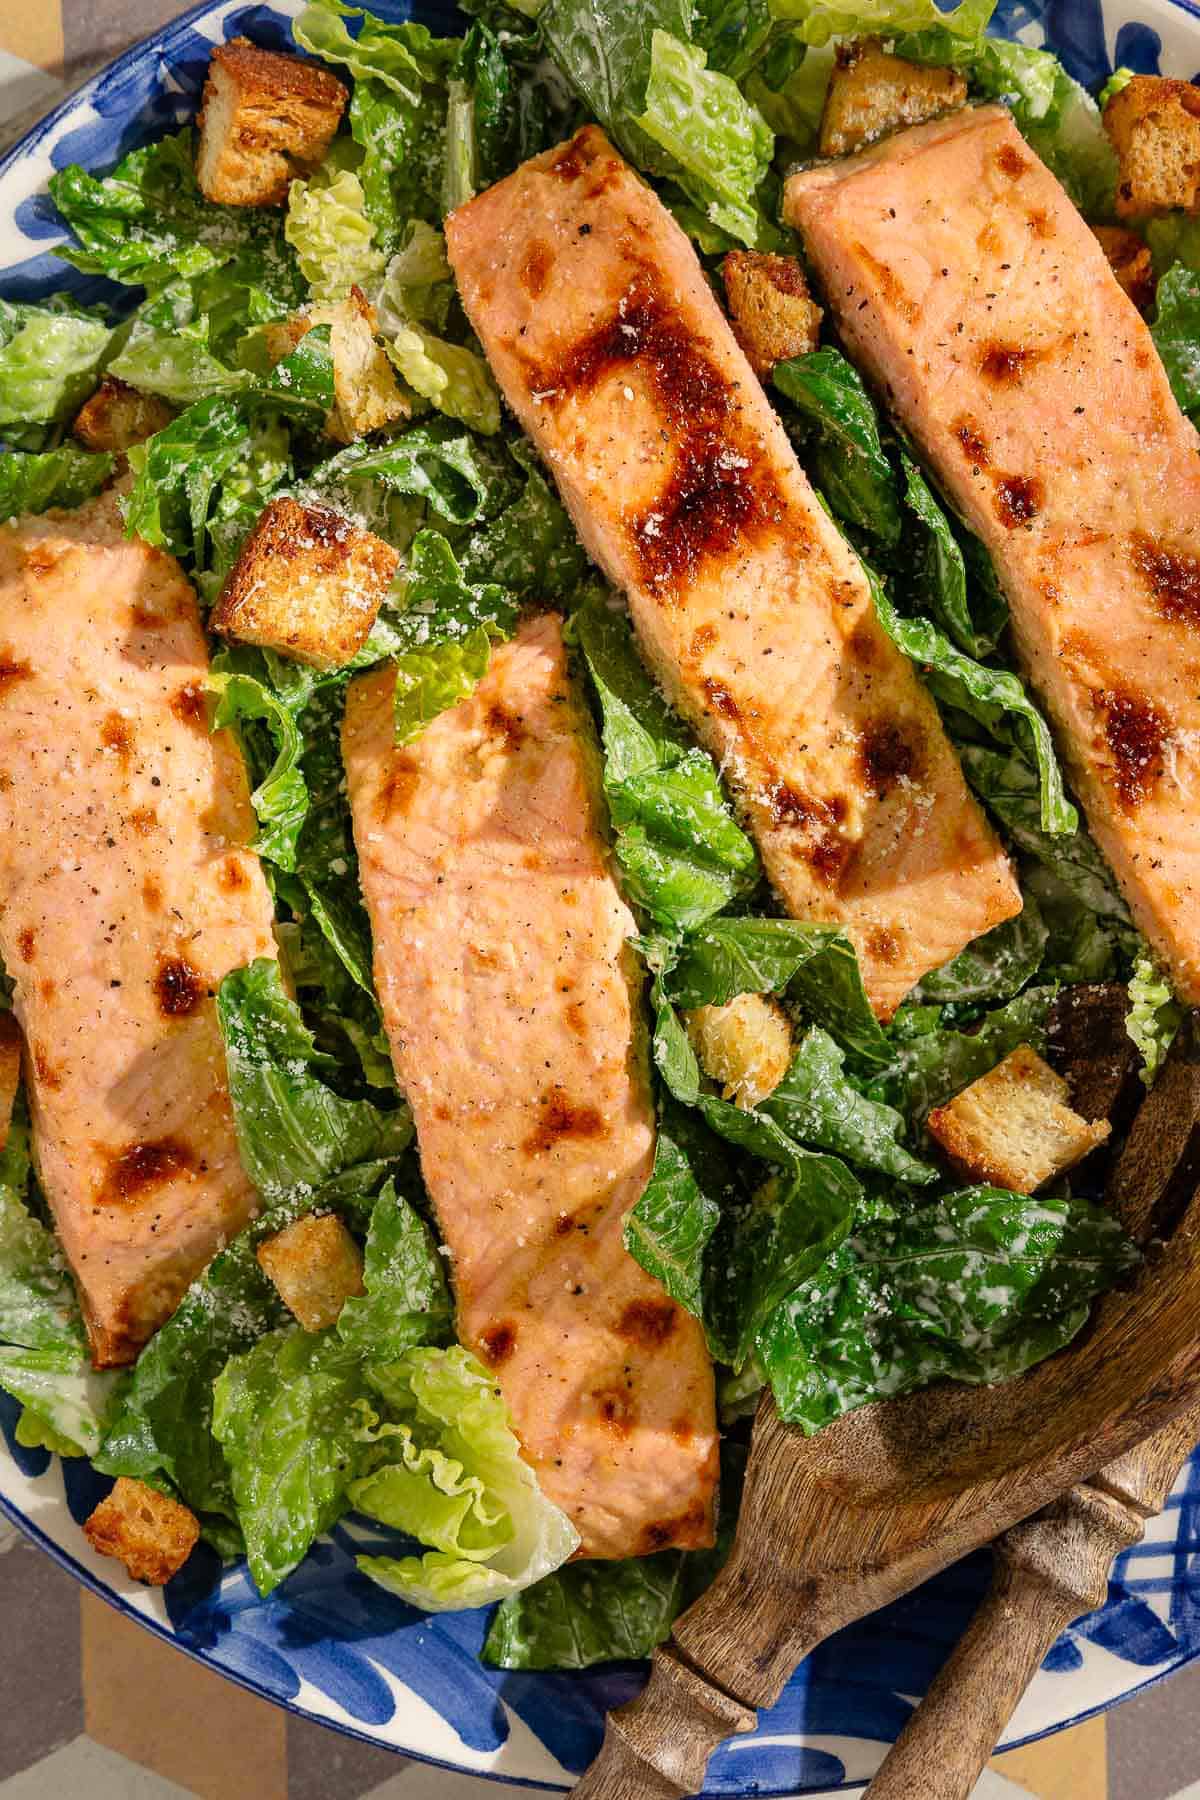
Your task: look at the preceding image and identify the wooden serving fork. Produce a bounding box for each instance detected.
[864,1015,1200,1799]
[574,998,1200,1800]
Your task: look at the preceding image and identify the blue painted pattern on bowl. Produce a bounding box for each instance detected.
[1,0,1199,1789]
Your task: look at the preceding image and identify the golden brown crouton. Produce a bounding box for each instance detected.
[722,252,823,378]
[0,1012,20,1153]
[684,992,793,1110]
[73,377,173,454]
[818,39,968,158]
[926,1044,1111,1193]
[264,289,410,441]
[211,495,399,671]
[1092,225,1156,311]
[256,1212,365,1331]
[83,1478,200,1586]
[196,37,348,208]
[1104,76,1200,217]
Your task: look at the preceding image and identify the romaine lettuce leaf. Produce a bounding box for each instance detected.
[0,1185,84,1353]
[353,1345,580,1609]
[958,743,1131,929]
[390,529,518,742]
[458,454,587,599]
[295,1,458,93]
[383,323,500,433]
[0,300,111,427]
[759,1188,1139,1432]
[862,983,1057,1126]
[0,445,112,519]
[1126,947,1182,1086]
[286,167,387,304]
[49,130,302,306]
[350,77,448,242]
[622,1105,724,1317]
[337,1179,453,1357]
[573,591,758,934]
[122,393,254,563]
[217,959,413,1200]
[760,1027,937,1184]
[1151,264,1200,419]
[209,660,309,870]
[635,31,774,246]
[704,1159,860,1367]
[872,576,1075,836]
[773,349,902,544]
[96,1164,393,1517]
[0,1347,118,1458]
[213,1327,372,1594]
[768,0,992,47]
[310,425,508,524]
[108,326,249,408]
[393,628,493,745]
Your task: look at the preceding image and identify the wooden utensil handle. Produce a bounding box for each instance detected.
[864,1484,1142,1800]
[571,1643,757,1800]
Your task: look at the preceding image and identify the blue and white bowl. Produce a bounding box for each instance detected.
[2,2,1199,1790]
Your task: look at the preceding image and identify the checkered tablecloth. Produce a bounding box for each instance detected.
[1,7,1199,1797]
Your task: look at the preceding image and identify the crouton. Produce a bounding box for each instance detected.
[256,1212,365,1331]
[211,495,398,671]
[83,1477,200,1586]
[1104,76,1200,217]
[264,289,410,441]
[684,992,793,1110]
[722,252,823,378]
[73,377,173,454]
[1092,225,1156,311]
[196,37,348,208]
[926,1044,1111,1193]
[818,39,968,158]
[328,288,410,441]
[0,1012,20,1153]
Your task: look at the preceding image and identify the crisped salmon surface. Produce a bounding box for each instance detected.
[445,127,1019,1019]
[787,105,1200,1002]
[342,616,718,1558]
[0,492,276,1366]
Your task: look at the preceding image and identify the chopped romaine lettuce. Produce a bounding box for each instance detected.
[353,1345,580,1608]
[1152,264,1200,419]
[49,130,302,307]
[217,959,412,1200]
[759,1189,1139,1432]
[1126,948,1183,1087]
[0,445,112,519]
[0,1186,84,1354]
[286,167,386,303]
[337,1179,454,1357]
[635,31,774,246]
[0,300,111,428]
[573,591,758,934]
[213,1327,372,1594]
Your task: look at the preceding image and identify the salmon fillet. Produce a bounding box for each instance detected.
[342,615,718,1558]
[445,127,1020,1019]
[787,106,1200,1001]
[0,492,276,1366]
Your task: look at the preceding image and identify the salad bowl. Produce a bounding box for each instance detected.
[2,0,1200,1793]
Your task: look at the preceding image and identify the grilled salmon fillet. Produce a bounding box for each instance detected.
[0,492,276,1366]
[342,615,718,1558]
[787,105,1200,1001]
[445,127,1020,1019]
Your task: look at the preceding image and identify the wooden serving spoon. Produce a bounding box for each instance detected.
[573,996,1200,1800]
[863,1010,1200,1800]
